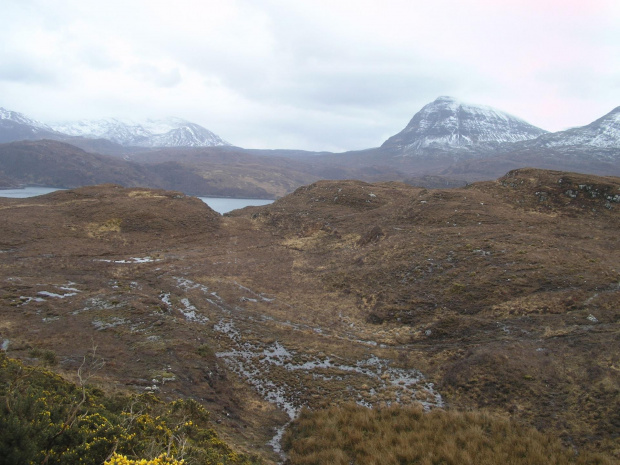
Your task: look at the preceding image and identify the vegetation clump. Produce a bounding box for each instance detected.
[0,354,260,465]
[282,403,614,465]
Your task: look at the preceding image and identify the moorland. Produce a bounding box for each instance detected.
[0,168,619,463]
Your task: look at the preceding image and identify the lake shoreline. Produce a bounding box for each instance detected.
[0,186,274,214]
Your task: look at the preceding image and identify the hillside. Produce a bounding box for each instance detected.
[0,140,308,198]
[0,140,156,189]
[0,169,618,462]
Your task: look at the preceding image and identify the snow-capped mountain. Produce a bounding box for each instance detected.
[528,106,620,149]
[0,108,51,129]
[382,96,547,155]
[0,107,62,143]
[50,117,230,148]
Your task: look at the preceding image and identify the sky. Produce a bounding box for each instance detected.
[1,0,619,152]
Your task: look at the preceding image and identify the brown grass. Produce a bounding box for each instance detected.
[283,404,614,465]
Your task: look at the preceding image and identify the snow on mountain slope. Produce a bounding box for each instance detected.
[0,107,52,130]
[382,96,547,154]
[533,106,620,149]
[50,117,230,148]
[51,118,150,145]
[0,107,63,143]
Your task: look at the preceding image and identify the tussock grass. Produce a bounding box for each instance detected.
[283,404,614,465]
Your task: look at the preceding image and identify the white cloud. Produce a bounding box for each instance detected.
[1,0,618,151]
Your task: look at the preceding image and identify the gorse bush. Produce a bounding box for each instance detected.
[104,453,185,464]
[0,354,260,465]
[282,403,614,465]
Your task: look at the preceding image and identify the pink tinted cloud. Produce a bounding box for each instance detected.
[474,0,612,18]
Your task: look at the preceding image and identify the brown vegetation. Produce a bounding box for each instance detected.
[283,404,614,465]
[0,168,618,462]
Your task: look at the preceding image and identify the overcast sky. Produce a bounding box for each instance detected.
[1,0,619,151]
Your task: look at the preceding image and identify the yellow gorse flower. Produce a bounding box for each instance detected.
[104,453,184,465]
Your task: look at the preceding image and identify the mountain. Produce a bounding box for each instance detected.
[0,107,63,143]
[381,96,547,156]
[319,97,618,181]
[50,116,231,148]
[516,106,620,154]
[0,107,231,149]
[437,105,620,181]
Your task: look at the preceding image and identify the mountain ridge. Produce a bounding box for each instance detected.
[518,106,620,152]
[381,96,548,155]
[49,116,231,148]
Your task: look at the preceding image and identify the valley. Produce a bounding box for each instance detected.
[1,169,618,462]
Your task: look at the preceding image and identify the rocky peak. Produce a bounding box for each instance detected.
[50,117,231,148]
[382,97,547,155]
[0,107,51,130]
[534,106,620,149]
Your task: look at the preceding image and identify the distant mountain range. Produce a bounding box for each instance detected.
[308,97,619,181]
[379,96,620,165]
[0,108,230,148]
[50,117,230,148]
[514,106,620,154]
[0,97,618,196]
[0,108,62,143]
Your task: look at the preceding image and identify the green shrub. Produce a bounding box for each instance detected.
[0,354,260,465]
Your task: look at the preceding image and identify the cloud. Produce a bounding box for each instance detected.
[0,58,58,84]
[131,65,182,88]
[0,0,618,150]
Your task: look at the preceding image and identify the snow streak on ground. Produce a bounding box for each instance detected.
[96,257,161,264]
[171,277,443,413]
[171,276,444,459]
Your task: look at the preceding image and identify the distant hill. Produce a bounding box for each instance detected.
[0,139,316,198]
[0,140,155,189]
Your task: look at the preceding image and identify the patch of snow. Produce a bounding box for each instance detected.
[97,257,161,264]
[73,296,123,314]
[59,286,80,292]
[178,298,209,324]
[38,291,77,299]
[49,116,231,148]
[0,107,52,129]
[268,424,289,461]
[174,276,210,293]
[19,296,46,305]
[160,293,172,309]
[92,317,128,330]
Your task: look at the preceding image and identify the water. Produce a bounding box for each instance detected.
[0,186,273,214]
[198,197,273,214]
[0,187,63,198]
